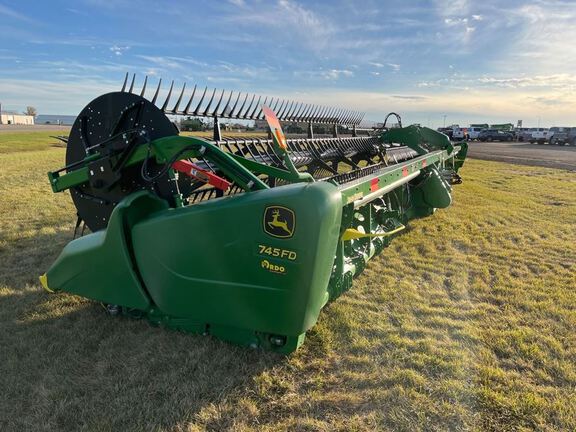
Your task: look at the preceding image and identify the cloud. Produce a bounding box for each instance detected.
[433,0,470,17]
[391,95,428,100]
[0,78,118,114]
[321,69,354,80]
[0,4,35,23]
[223,0,334,52]
[477,74,576,89]
[109,45,130,56]
[387,63,401,72]
[503,2,576,73]
[294,68,354,80]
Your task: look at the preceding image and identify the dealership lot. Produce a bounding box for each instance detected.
[468,140,576,170]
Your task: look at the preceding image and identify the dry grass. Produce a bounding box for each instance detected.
[0,132,575,431]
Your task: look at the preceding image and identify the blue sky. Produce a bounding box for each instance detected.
[1,0,575,127]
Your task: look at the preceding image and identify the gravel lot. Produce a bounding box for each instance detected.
[467,141,576,171]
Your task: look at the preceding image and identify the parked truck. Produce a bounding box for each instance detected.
[549,127,576,146]
[530,128,549,144]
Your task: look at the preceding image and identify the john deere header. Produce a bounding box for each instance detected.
[41,73,467,353]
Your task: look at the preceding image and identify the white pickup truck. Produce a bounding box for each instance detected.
[467,127,484,140]
[530,128,549,144]
[451,127,467,140]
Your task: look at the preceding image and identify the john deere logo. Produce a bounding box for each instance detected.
[263,206,295,239]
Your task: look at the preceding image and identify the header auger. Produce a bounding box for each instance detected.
[41,74,467,353]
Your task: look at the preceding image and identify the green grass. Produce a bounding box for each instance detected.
[1,132,575,431]
[0,131,68,154]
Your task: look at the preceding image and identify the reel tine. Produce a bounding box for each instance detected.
[309,104,322,122]
[350,111,360,125]
[229,92,243,117]
[342,109,353,125]
[202,89,216,117]
[254,96,268,119]
[284,102,296,121]
[140,75,148,97]
[151,78,162,104]
[241,94,256,119]
[219,90,234,117]
[326,107,338,124]
[332,107,343,124]
[136,77,369,126]
[302,104,315,122]
[172,82,186,113]
[234,93,250,118]
[315,106,329,123]
[161,80,174,111]
[349,111,359,125]
[307,105,319,123]
[277,100,291,119]
[278,99,290,119]
[295,103,309,122]
[291,102,306,121]
[248,95,262,119]
[299,104,311,122]
[183,84,197,115]
[120,72,129,92]
[192,86,208,115]
[322,106,334,123]
[286,101,300,121]
[202,88,218,116]
[315,105,327,122]
[318,106,330,124]
[348,111,357,125]
[336,108,347,124]
[128,73,136,93]
[297,103,310,122]
[347,109,357,125]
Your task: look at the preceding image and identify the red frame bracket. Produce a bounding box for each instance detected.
[172,160,231,191]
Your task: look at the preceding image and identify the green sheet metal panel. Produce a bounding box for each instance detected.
[43,192,168,309]
[131,181,342,337]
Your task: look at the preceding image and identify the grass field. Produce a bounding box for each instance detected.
[1,132,575,431]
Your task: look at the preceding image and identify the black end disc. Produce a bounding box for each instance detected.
[66,91,191,231]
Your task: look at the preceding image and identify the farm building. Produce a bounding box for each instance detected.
[0,111,35,125]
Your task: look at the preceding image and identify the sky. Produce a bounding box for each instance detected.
[1,0,575,128]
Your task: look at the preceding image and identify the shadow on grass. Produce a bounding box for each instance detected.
[0,231,283,432]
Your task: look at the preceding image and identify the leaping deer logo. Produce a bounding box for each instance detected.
[264,206,295,238]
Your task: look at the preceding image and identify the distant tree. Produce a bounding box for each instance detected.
[24,106,37,117]
[285,124,304,134]
[180,117,206,132]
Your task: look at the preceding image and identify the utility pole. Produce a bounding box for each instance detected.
[443,115,447,127]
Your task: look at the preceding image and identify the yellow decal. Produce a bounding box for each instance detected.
[263,206,295,238]
[258,244,297,260]
[346,192,364,204]
[341,224,406,241]
[261,259,286,274]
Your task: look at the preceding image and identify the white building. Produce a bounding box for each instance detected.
[0,111,35,125]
